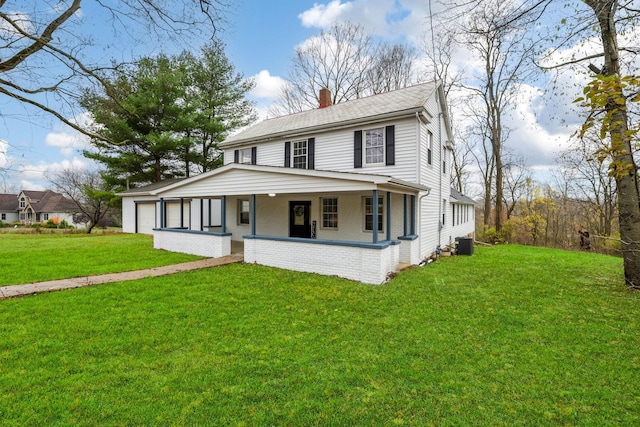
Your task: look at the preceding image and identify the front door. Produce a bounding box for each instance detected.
[289,201,311,238]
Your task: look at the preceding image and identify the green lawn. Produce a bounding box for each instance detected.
[0,243,638,425]
[0,233,201,285]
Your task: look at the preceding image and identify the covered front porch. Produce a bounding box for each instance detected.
[150,164,428,284]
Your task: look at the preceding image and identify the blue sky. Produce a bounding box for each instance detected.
[0,0,618,193]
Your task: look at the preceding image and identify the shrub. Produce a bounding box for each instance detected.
[479,227,505,244]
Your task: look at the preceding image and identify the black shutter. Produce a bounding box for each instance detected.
[251,147,257,165]
[284,141,291,167]
[354,130,362,168]
[385,125,395,166]
[234,149,239,163]
[308,138,315,169]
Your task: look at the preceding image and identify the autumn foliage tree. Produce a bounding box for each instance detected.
[572,1,640,289]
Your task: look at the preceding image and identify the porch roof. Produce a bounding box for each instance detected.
[151,164,430,198]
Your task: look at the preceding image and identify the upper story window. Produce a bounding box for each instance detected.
[285,138,314,169]
[19,198,25,208]
[365,128,384,165]
[234,147,256,165]
[293,140,308,168]
[354,126,393,168]
[427,131,433,165]
[239,148,252,164]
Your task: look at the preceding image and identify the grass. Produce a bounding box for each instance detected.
[0,242,638,425]
[0,233,201,285]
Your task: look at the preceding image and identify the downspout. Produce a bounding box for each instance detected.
[415,112,421,184]
[437,110,443,249]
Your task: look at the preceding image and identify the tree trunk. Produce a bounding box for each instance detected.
[484,182,492,230]
[494,147,504,232]
[588,0,640,289]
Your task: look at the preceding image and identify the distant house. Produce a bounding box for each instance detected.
[121,82,476,284]
[0,190,80,226]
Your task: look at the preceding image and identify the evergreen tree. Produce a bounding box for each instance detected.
[82,42,256,189]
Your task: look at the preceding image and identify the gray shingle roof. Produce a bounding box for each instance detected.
[450,188,476,205]
[23,190,78,212]
[4,191,78,213]
[0,194,17,211]
[222,83,438,147]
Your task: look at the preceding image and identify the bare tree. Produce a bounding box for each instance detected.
[456,0,539,233]
[367,43,417,94]
[502,155,531,220]
[271,22,418,116]
[270,22,374,115]
[450,134,475,193]
[0,0,228,141]
[559,135,617,237]
[49,167,119,234]
[465,101,495,229]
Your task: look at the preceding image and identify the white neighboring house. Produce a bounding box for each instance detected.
[0,190,80,226]
[120,82,476,284]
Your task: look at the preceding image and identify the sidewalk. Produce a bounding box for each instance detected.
[0,254,243,300]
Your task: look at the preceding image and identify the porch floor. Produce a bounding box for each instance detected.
[231,240,244,255]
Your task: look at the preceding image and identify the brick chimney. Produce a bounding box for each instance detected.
[319,87,332,108]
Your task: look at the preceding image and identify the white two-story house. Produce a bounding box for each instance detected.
[121,82,475,284]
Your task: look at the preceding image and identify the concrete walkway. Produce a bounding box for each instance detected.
[0,254,244,300]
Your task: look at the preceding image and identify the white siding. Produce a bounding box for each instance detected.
[418,97,452,259]
[157,169,383,199]
[0,212,19,223]
[122,195,158,233]
[448,203,476,241]
[224,118,419,182]
[224,140,284,167]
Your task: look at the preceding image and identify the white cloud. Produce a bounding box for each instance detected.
[506,84,576,167]
[299,0,354,28]
[0,139,8,168]
[298,0,432,42]
[0,11,34,35]
[250,70,287,99]
[17,157,90,183]
[17,180,46,192]
[44,112,92,156]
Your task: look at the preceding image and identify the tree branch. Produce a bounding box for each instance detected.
[0,0,81,73]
